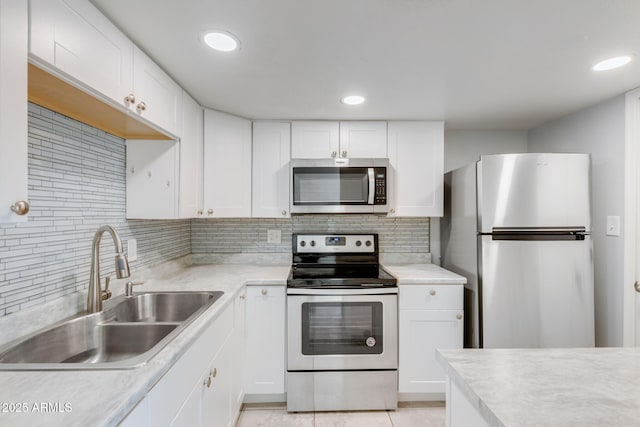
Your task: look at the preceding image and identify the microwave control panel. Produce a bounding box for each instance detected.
[374,167,387,205]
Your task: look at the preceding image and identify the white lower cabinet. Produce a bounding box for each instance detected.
[244,285,286,398]
[398,284,463,400]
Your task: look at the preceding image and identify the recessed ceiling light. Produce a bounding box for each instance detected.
[203,31,239,52]
[341,95,366,105]
[592,55,632,71]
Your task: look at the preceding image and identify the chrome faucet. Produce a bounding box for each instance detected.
[87,225,130,313]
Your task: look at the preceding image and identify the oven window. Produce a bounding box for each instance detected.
[293,167,369,205]
[301,302,383,355]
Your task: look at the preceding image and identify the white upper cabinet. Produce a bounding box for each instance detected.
[292,121,387,159]
[29,0,182,137]
[0,0,28,223]
[179,91,204,218]
[203,109,252,217]
[29,0,133,107]
[131,46,182,136]
[126,140,179,219]
[387,121,444,217]
[339,121,387,158]
[291,121,339,159]
[252,122,291,218]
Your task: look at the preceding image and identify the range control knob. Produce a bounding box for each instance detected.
[300,240,306,247]
[356,240,362,247]
[310,240,316,247]
[365,240,372,247]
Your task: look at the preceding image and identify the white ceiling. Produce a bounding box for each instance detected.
[91,0,640,130]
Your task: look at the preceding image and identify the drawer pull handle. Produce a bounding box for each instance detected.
[429,289,436,296]
[456,313,463,320]
[261,289,268,296]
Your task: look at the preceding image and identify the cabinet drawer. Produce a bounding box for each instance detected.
[399,285,462,310]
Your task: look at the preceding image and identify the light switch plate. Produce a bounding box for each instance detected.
[267,229,281,244]
[127,238,138,261]
[606,216,620,236]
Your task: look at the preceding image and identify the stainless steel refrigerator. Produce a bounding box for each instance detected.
[441,153,595,348]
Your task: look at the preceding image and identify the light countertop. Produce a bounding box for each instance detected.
[437,347,640,427]
[385,263,467,284]
[0,259,461,426]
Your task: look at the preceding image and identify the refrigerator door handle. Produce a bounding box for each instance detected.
[487,227,589,241]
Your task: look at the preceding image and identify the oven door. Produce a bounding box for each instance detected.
[287,292,398,371]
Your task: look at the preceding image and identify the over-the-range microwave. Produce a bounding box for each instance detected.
[290,158,389,214]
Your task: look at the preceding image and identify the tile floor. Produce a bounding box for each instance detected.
[235,403,445,427]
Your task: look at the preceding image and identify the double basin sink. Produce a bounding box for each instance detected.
[0,291,223,370]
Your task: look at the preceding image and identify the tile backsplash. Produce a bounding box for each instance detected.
[0,104,431,318]
[0,104,190,317]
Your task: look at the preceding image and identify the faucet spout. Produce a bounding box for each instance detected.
[87,225,131,313]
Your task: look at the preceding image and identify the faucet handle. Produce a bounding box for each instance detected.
[125,281,145,297]
[101,276,112,301]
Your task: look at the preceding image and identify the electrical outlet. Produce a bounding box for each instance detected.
[127,238,138,261]
[267,229,281,244]
[606,216,620,236]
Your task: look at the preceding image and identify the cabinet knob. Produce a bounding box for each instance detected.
[282,210,287,216]
[211,368,217,378]
[341,150,347,158]
[261,288,268,296]
[331,151,337,158]
[204,374,212,388]
[136,101,147,113]
[239,293,245,300]
[124,93,136,105]
[429,289,436,296]
[207,209,214,215]
[389,208,396,214]
[10,200,29,216]
[197,209,203,216]
[456,313,463,320]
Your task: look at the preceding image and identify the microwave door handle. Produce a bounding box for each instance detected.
[367,168,375,205]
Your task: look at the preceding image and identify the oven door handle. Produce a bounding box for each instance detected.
[367,167,375,205]
[287,287,398,296]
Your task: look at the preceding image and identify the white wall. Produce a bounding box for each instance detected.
[444,130,528,172]
[527,94,626,347]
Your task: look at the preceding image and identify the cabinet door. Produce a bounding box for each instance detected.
[252,122,291,218]
[291,121,339,159]
[126,140,179,219]
[244,286,286,394]
[230,290,246,421]
[203,110,252,217]
[387,121,444,217]
[398,309,463,394]
[0,0,28,223]
[29,0,133,106]
[179,91,203,218]
[201,340,233,427]
[339,121,387,158]
[132,46,182,136]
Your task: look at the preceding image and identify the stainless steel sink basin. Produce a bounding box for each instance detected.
[0,291,224,370]
[108,291,224,322]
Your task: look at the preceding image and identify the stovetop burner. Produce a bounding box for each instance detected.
[287,233,397,288]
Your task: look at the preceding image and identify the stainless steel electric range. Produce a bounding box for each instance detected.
[286,233,398,412]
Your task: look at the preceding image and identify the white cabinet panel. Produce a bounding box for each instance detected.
[230,290,246,419]
[291,121,339,159]
[132,46,182,136]
[339,121,387,158]
[399,283,463,398]
[203,110,252,217]
[0,0,28,223]
[179,92,203,218]
[387,121,444,217]
[201,339,233,427]
[244,285,286,395]
[399,309,463,394]
[29,0,133,106]
[252,122,291,218]
[126,140,179,219]
[292,121,387,159]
